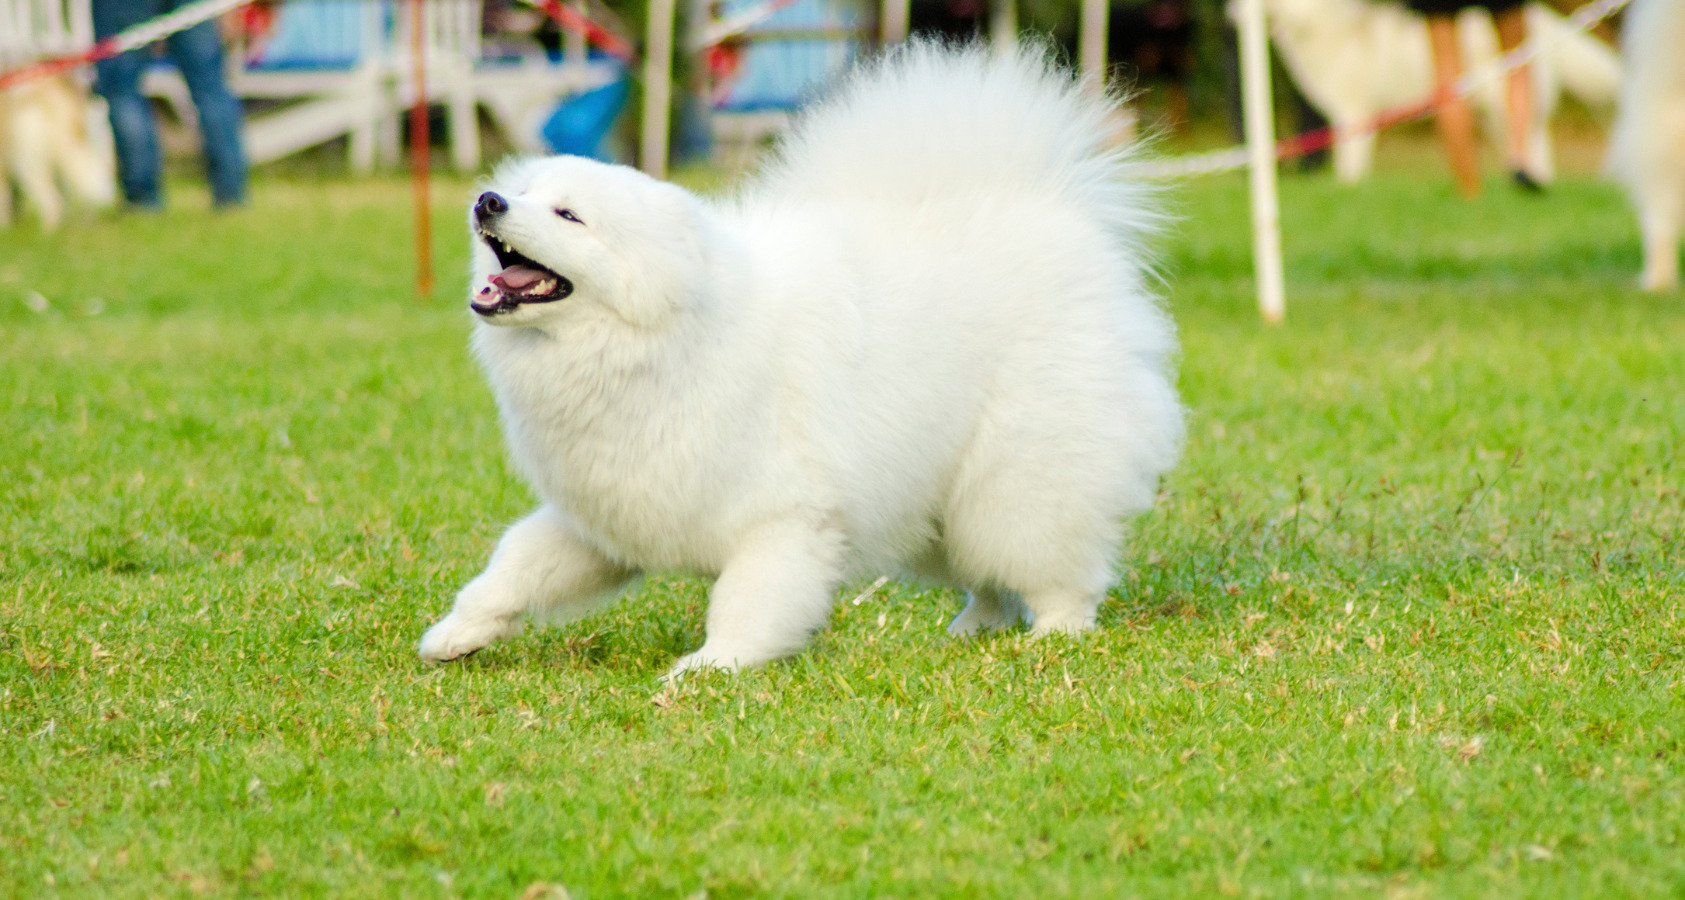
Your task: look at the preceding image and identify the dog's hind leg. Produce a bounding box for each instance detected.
[419,506,635,662]
[1525,113,1555,183]
[947,586,1026,637]
[938,367,1168,641]
[668,516,844,677]
[9,115,63,230]
[941,466,1121,638]
[1639,183,1684,292]
[1332,129,1375,183]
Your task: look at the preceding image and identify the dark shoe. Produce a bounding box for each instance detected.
[1511,170,1545,194]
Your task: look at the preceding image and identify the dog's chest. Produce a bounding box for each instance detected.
[486,339,742,569]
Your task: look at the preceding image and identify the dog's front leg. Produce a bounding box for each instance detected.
[1332,129,1375,183]
[1640,195,1682,292]
[667,517,845,677]
[419,506,634,661]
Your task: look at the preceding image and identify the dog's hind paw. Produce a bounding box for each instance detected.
[946,589,1025,637]
[418,612,517,662]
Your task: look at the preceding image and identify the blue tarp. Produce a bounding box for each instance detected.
[248,0,368,69]
[541,74,631,159]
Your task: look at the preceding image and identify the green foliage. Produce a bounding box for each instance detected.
[0,168,1681,898]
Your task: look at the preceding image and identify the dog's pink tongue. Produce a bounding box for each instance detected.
[491,266,546,291]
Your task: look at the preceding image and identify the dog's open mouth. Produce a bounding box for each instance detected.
[472,231,575,316]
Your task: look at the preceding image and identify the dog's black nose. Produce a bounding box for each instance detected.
[475,191,508,223]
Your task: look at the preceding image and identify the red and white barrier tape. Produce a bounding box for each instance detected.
[521,0,638,63]
[695,0,807,50]
[1131,0,1630,180]
[1461,0,1627,95]
[0,0,251,91]
[1,0,639,89]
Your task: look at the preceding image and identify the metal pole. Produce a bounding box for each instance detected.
[641,0,676,177]
[1237,0,1285,322]
[409,0,433,298]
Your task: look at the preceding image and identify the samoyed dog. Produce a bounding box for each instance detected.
[1256,0,1620,184]
[1607,0,1685,291]
[0,75,117,230]
[417,43,1184,676]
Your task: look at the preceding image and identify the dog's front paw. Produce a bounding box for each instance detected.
[1026,611,1096,638]
[664,646,754,681]
[418,612,518,662]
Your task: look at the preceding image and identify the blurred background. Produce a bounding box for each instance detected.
[0,0,1629,201]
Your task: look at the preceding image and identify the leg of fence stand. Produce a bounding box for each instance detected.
[641,0,676,177]
[881,0,909,44]
[1237,0,1285,323]
[410,0,433,298]
[990,0,1017,56]
[564,0,588,85]
[1079,0,1108,89]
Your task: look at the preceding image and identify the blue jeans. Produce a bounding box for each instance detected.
[92,0,247,207]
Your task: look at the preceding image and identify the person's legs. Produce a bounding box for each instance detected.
[166,19,248,206]
[91,0,166,207]
[1426,14,1482,198]
[1492,4,1541,189]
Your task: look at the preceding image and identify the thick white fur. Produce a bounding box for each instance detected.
[0,76,116,230]
[1607,0,1685,291]
[418,43,1184,675]
[1257,0,1621,183]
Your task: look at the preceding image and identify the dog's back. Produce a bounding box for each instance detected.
[752,42,1154,252]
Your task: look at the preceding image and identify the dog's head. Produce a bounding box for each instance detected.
[468,156,709,330]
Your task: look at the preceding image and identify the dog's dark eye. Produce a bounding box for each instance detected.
[555,208,584,224]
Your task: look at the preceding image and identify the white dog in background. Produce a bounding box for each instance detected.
[1607,0,1685,291]
[418,43,1184,676]
[1258,0,1621,183]
[0,75,116,230]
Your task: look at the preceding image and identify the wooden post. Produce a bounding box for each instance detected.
[1079,0,1108,88]
[641,0,676,177]
[1237,0,1285,322]
[564,0,588,85]
[881,0,909,44]
[409,0,433,298]
[989,0,1017,56]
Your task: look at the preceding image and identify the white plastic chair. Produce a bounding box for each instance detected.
[229,0,388,172]
[0,0,92,69]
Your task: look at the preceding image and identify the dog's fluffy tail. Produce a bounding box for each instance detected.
[752,40,1154,245]
[1533,5,1622,108]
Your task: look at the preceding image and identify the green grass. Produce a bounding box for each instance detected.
[2,164,1682,899]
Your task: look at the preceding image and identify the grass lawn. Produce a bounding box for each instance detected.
[2,159,1682,898]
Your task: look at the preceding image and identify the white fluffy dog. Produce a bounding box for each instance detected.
[1257,0,1621,183]
[1607,0,1685,292]
[0,75,116,230]
[417,43,1184,676]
